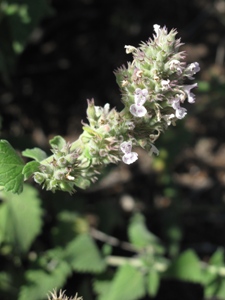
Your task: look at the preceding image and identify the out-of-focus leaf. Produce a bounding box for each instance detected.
[209,248,224,266]
[0,184,43,253]
[0,140,24,194]
[147,270,160,297]
[106,264,146,300]
[165,249,202,283]
[74,176,91,190]
[64,234,106,273]
[203,248,225,299]
[0,0,53,77]
[93,278,112,300]
[19,260,71,300]
[128,213,164,253]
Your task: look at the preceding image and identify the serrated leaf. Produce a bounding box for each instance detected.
[147,270,160,297]
[49,135,66,150]
[203,249,225,298]
[128,213,164,253]
[209,248,224,266]
[22,148,47,162]
[0,140,24,193]
[22,161,40,180]
[19,261,71,300]
[0,184,43,253]
[93,278,112,299]
[63,234,106,273]
[165,249,202,283]
[107,264,146,300]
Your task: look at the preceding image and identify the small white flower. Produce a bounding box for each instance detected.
[153,24,161,37]
[175,107,187,119]
[150,144,159,156]
[130,104,147,117]
[130,88,148,117]
[120,141,132,154]
[169,97,187,119]
[163,114,176,126]
[169,59,183,75]
[161,79,171,90]
[122,152,138,164]
[120,141,138,164]
[124,45,136,54]
[134,88,148,105]
[125,121,135,130]
[183,83,198,103]
[185,62,200,79]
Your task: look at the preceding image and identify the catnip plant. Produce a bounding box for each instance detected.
[0,24,200,195]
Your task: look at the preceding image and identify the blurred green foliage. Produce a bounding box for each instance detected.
[0,0,53,83]
[1,0,225,299]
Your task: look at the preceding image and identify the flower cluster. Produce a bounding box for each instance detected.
[115,24,200,163]
[32,24,200,193]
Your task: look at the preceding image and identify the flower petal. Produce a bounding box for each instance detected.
[120,141,132,154]
[130,104,147,117]
[122,152,138,164]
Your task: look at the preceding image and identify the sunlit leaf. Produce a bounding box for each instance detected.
[0,140,24,194]
[22,161,40,180]
[106,264,146,300]
[49,135,66,150]
[22,148,47,162]
[0,184,43,253]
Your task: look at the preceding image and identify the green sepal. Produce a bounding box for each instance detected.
[49,135,66,150]
[22,161,40,180]
[22,147,47,162]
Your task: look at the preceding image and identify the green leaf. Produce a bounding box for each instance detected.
[93,278,112,300]
[64,234,106,273]
[22,148,47,162]
[22,161,40,180]
[0,140,24,193]
[165,249,202,283]
[0,184,43,253]
[209,248,224,266]
[0,0,53,76]
[19,260,71,300]
[107,264,146,300]
[203,248,225,298]
[49,135,66,150]
[147,270,160,297]
[128,213,164,253]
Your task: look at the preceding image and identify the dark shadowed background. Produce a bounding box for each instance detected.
[1,0,225,299]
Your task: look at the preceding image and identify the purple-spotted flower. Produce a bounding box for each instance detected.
[120,141,138,164]
[130,88,148,117]
[169,96,187,119]
[185,62,200,79]
[169,59,183,75]
[161,79,171,90]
